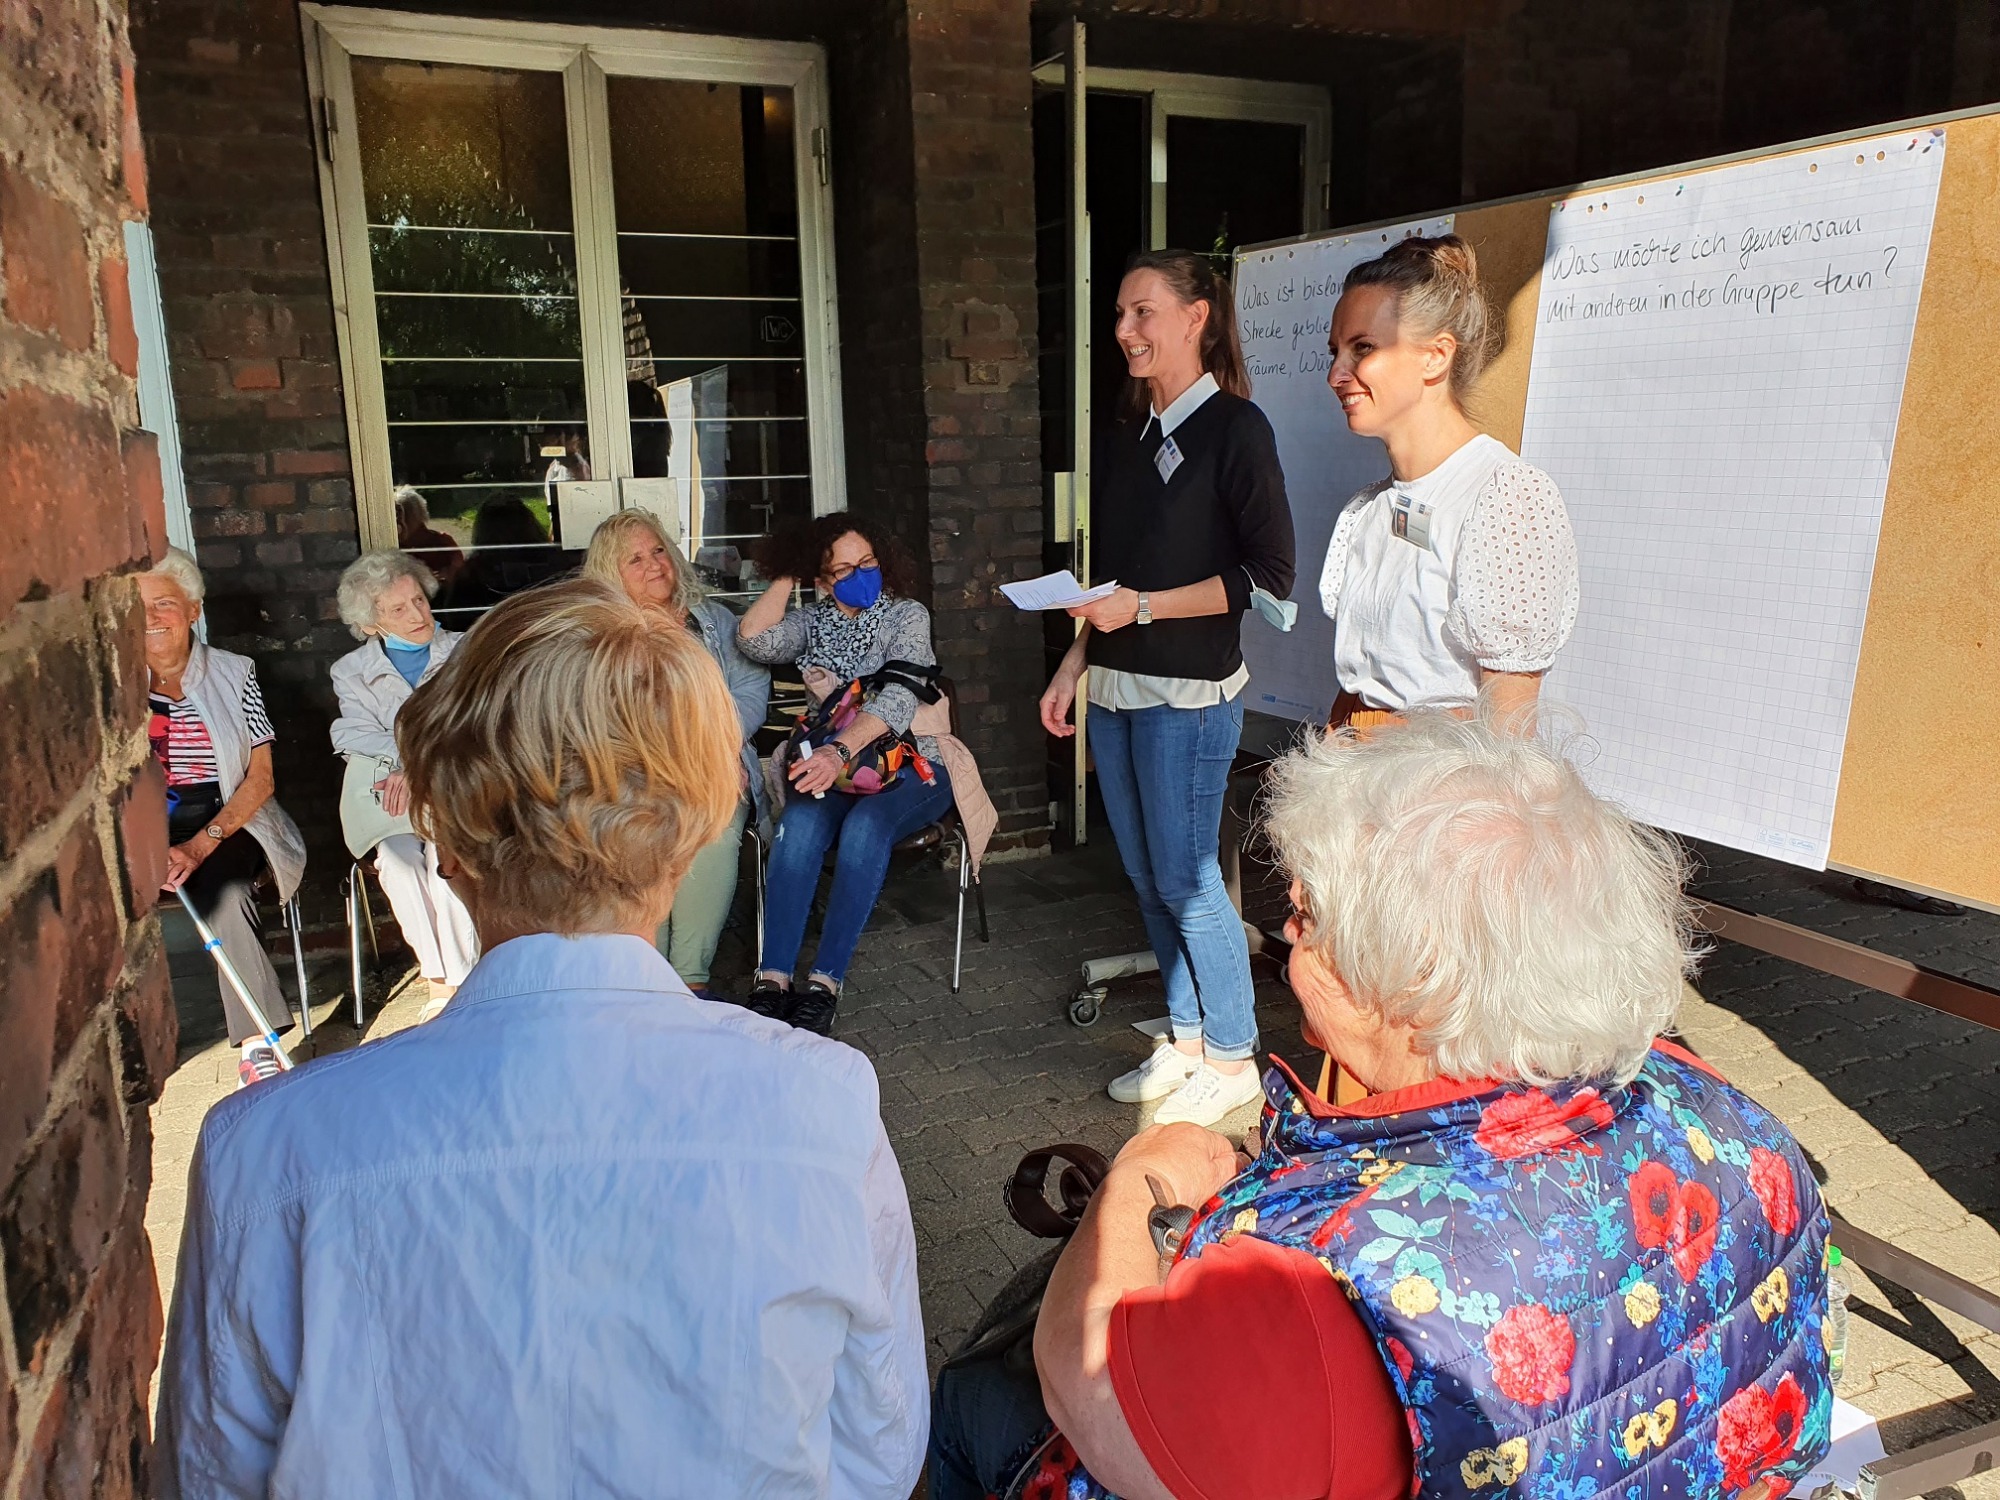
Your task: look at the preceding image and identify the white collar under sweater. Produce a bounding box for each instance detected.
[1142,370,1220,440]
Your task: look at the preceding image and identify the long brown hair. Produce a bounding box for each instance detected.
[1120,249,1250,416]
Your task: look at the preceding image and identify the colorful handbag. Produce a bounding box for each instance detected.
[779,660,942,795]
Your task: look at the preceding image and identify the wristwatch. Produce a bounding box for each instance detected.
[1135,591,1153,626]
[205,823,225,843]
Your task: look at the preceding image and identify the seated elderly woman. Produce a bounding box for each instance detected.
[157,577,929,1497]
[582,509,769,999]
[932,714,1832,1500]
[140,548,308,1087]
[330,549,479,1019]
[737,512,994,1036]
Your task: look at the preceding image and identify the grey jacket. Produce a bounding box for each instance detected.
[329,630,462,858]
[181,642,308,900]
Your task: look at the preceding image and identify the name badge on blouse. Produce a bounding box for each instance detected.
[1390,492,1435,552]
[1154,435,1184,484]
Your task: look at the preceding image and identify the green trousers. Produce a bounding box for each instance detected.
[656,799,750,989]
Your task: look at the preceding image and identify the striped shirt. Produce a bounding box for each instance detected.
[149,674,274,788]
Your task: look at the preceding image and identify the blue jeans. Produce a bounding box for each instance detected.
[758,764,955,986]
[928,1352,1054,1500]
[1090,696,1257,1060]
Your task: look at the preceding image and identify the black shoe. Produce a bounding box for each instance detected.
[745,980,795,1022]
[789,981,839,1037]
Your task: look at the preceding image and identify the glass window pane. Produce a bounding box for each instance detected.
[606,76,811,587]
[352,58,578,616]
[1165,116,1305,267]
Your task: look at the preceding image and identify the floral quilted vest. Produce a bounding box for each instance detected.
[1039,1046,1834,1500]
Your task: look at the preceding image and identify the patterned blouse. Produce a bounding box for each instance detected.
[738,595,942,759]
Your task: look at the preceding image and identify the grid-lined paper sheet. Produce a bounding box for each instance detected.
[1234,217,1455,721]
[1528,130,1946,867]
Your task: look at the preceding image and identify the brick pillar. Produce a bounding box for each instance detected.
[131,0,358,908]
[907,0,1048,846]
[0,4,179,1493]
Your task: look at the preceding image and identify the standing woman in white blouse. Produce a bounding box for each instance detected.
[1320,236,1578,730]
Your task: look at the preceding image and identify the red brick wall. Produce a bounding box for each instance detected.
[0,1,179,1492]
[906,0,1050,843]
[827,0,932,579]
[130,0,359,912]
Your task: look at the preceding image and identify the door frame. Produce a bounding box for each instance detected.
[1029,61,1332,248]
[300,5,846,552]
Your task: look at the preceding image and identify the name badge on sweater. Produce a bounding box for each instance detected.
[1390,492,1435,551]
[1154,435,1184,484]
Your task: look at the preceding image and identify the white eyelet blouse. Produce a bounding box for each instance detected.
[1318,434,1579,712]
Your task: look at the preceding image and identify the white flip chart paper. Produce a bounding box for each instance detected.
[1233,217,1455,721]
[1527,129,1946,867]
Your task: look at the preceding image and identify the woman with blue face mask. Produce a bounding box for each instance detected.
[737,513,993,1036]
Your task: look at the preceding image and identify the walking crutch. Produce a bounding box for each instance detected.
[174,885,294,1070]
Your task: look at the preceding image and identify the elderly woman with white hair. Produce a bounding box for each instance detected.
[141,547,307,1087]
[582,509,769,999]
[933,714,1833,1500]
[330,549,478,1017]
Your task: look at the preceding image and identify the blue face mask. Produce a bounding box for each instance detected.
[382,631,429,652]
[831,566,883,610]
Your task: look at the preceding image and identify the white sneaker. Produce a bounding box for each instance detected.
[1107,1042,1201,1104]
[1153,1063,1265,1126]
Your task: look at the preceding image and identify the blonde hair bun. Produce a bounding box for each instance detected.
[1345,233,1501,397]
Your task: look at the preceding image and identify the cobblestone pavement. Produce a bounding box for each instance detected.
[148,835,2000,1496]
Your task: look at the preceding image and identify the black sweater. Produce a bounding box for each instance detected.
[1087,390,1297,683]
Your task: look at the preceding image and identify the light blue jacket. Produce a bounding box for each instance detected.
[691,596,774,829]
[156,935,927,1499]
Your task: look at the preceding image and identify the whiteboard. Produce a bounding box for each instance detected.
[1526,129,1947,867]
[1233,216,1455,721]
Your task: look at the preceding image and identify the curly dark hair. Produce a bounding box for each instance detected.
[754,511,919,599]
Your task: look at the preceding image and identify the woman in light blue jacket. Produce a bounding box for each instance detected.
[584,510,769,997]
[330,550,479,1020]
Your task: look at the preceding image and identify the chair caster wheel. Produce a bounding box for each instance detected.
[1068,988,1105,1027]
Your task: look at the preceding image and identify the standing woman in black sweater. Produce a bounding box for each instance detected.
[1039,250,1295,1125]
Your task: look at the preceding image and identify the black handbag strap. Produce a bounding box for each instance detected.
[863,659,943,704]
[1003,1142,1111,1240]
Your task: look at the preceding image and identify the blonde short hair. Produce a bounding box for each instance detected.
[582,509,706,616]
[396,577,740,935]
[1262,711,1699,1087]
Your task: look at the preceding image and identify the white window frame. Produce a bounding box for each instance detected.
[300,5,846,552]
[1029,62,1331,248]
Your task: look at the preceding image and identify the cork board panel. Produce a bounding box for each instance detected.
[1456,196,1552,451]
[1437,115,1999,908]
[1826,111,2000,908]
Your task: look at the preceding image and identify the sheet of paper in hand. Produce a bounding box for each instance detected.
[999,571,1122,610]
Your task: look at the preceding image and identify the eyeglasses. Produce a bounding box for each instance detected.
[827,555,878,583]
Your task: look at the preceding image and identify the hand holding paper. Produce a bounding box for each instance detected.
[1000,571,1120,611]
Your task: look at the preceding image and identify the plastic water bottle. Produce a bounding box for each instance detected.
[1826,1244,1851,1386]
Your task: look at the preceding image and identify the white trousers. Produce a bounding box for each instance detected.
[372,833,479,986]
